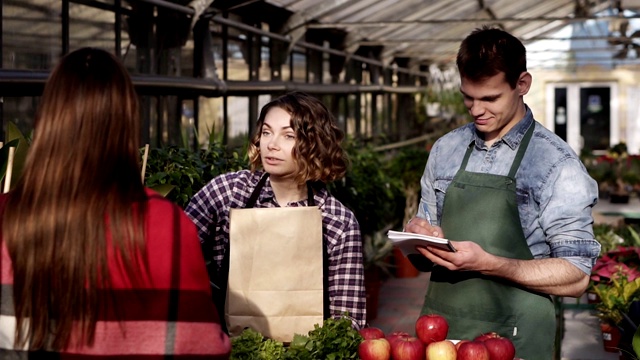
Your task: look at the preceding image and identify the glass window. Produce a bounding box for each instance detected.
[581,87,611,152]
[3,1,62,70]
[554,87,568,141]
[291,51,306,83]
[227,96,250,139]
[197,96,224,148]
[69,2,115,53]
[227,38,249,81]
[259,39,271,81]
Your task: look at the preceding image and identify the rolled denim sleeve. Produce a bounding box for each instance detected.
[539,158,601,274]
[417,148,437,225]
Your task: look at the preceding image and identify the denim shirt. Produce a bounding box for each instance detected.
[417,107,601,275]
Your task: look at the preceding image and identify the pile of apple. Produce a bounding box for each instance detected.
[358,314,516,360]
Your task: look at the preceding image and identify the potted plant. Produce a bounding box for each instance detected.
[592,270,640,353]
[603,143,640,204]
[582,143,640,202]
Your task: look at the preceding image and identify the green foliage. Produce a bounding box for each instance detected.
[582,142,640,195]
[230,328,286,360]
[595,224,628,254]
[594,271,640,325]
[143,146,207,208]
[327,138,404,236]
[633,325,640,359]
[384,146,428,190]
[199,141,249,178]
[288,316,362,360]
[230,317,362,360]
[143,142,249,209]
[424,87,469,120]
[594,224,640,254]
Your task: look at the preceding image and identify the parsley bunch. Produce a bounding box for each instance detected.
[230,317,363,360]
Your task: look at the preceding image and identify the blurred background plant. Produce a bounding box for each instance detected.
[327,138,404,237]
[143,141,248,208]
[582,142,640,202]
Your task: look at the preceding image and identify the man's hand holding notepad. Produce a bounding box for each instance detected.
[386,230,457,257]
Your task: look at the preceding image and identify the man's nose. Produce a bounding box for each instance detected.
[469,101,484,117]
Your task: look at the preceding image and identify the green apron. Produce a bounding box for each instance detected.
[421,124,556,359]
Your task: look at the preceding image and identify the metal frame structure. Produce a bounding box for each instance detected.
[2,0,640,148]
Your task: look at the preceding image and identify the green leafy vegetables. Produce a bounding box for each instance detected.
[230,317,363,360]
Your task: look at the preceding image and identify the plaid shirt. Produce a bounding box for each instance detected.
[185,170,366,329]
[0,190,231,359]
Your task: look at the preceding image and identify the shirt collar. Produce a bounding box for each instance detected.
[256,172,326,207]
[472,105,534,150]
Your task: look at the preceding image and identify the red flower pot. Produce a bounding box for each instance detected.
[600,322,622,352]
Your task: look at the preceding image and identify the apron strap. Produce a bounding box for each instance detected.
[507,122,534,179]
[246,172,269,208]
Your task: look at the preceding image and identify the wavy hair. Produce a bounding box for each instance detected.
[247,92,348,185]
[2,48,147,350]
[456,26,527,89]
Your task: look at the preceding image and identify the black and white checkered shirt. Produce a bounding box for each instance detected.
[185,169,366,329]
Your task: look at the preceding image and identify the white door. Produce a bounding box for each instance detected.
[545,82,618,155]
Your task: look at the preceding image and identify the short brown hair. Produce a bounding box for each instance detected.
[456,26,527,88]
[247,92,348,185]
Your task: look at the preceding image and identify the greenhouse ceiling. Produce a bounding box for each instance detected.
[6,0,640,72]
[261,0,640,69]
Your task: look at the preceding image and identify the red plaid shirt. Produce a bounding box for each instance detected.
[0,189,231,359]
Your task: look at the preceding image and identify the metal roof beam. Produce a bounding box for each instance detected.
[306,14,640,27]
[210,15,430,77]
[356,35,640,45]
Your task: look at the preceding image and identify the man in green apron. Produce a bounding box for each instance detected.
[405,26,601,359]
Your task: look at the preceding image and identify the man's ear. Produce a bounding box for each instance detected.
[517,71,532,96]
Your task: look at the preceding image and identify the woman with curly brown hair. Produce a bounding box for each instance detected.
[186,91,365,340]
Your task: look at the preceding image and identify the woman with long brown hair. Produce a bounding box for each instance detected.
[0,47,230,358]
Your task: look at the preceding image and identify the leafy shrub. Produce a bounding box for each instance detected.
[143,142,248,209]
[327,138,404,237]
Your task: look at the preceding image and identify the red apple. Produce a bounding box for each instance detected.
[455,339,470,351]
[386,331,411,346]
[391,336,426,360]
[483,337,516,360]
[415,314,449,345]
[360,327,386,340]
[425,339,457,360]
[358,338,391,360]
[456,341,490,360]
[473,332,500,342]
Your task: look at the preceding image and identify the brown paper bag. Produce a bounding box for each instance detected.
[226,206,324,342]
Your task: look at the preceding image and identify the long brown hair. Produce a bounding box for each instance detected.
[2,48,147,350]
[247,91,348,186]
